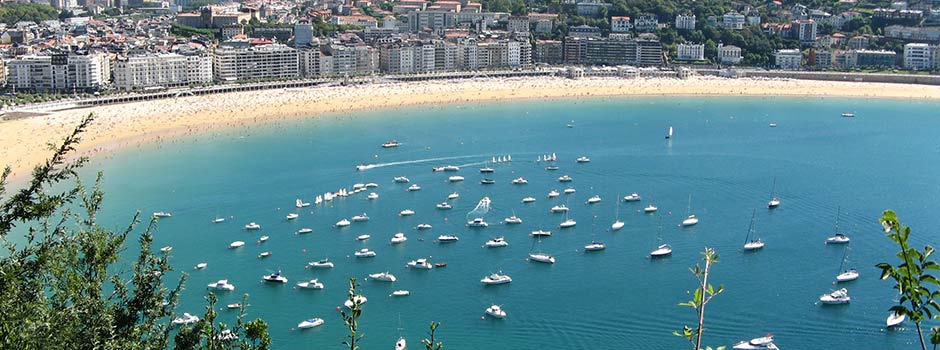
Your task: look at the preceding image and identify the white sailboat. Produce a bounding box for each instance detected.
[887,311,906,328]
[611,195,624,231]
[584,217,605,251]
[825,206,851,244]
[768,177,780,209]
[835,247,859,282]
[395,315,407,350]
[665,126,673,139]
[650,218,672,257]
[682,194,699,226]
[742,209,764,251]
[528,236,555,264]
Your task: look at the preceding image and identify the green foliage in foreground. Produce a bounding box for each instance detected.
[675,247,725,350]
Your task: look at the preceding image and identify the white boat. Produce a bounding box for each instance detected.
[576,156,590,163]
[528,252,556,264]
[351,213,370,222]
[769,123,778,128]
[623,193,641,201]
[245,222,261,230]
[172,313,200,326]
[448,175,465,182]
[343,295,368,308]
[682,197,699,225]
[547,190,560,198]
[194,262,207,270]
[438,234,459,242]
[407,258,433,269]
[485,305,507,318]
[841,112,855,118]
[382,140,401,148]
[354,248,377,258]
[467,218,489,227]
[558,175,573,182]
[486,237,509,248]
[481,272,512,285]
[826,207,850,244]
[391,290,411,297]
[559,218,577,228]
[443,165,460,171]
[436,202,453,210]
[530,230,552,237]
[644,205,658,213]
[356,234,371,241]
[335,219,351,227]
[365,183,379,188]
[415,223,433,230]
[504,215,523,224]
[297,279,325,289]
[448,192,460,199]
[768,177,780,208]
[732,335,778,350]
[742,210,764,251]
[286,213,299,220]
[309,259,334,268]
[226,303,242,309]
[611,198,624,231]
[887,311,906,327]
[315,195,323,204]
[480,178,496,185]
[297,228,313,234]
[390,232,408,244]
[212,217,225,223]
[368,272,397,282]
[153,211,172,218]
[262,270,288,283]
[666,126,673,139]
[480,166,495,173]
[522,197,536,203]
[259,235,269,242]
[394,176,410,183]
[407,184,421,191]
[160,246,172,253]
[835,247,859,282]
[563,188,576,194]
[297,318,325,329]
[545,165,560,171]
[550,204,569,213]
[296,199,310,208]
[819,288,851,304]
[367,192,379,200]
[207,280,235,291]
[395,337,407,350]
[229,241,245,248]
[586,195,601,204]
[512,177,528,184]
[258,251,271,258]
[399,209,415,216]
[650,243,673,257]
[353,183,365,190]
[584,241,606,251]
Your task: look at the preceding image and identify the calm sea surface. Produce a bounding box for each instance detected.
[83,96,940,349]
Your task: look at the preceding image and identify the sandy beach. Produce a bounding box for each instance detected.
[4,75,940,181]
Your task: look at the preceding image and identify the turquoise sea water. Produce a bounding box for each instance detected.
[85,96,940,350]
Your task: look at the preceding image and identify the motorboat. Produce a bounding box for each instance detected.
[415,223,432,230]
[530,230,552,237]
[504,215,523,224]
[819,288,851,304]
[436,202,453,210]
[522,197,536,203]
[390,233,408,244]
[644,205,658,213]
[732,335,778,350]
[448,175,465,182]
[544,165,560,171]
[623,193,641,201]
[682,215,699,226]
[550,204,569,213]
[296,199,310,208]
[547,190,560,198]
[836,268,859,282]
[259,235,269,242]
[563,188,576,194]
[207,280,235,291]
[394,176,410,183]
[650,244,673,257]
[558,175,573,182]
[160,246,172,253]
[153,211,172,218]
[365,183,379,188]
[887,311,906,328]
[407,258,433,269]
[586,195,601,204]
[480,166,494,173]
[351,213,370,222]
[297,228,313,234]
[262,270,288,283]
[528,252,556,264]
[343,295,368,308]
[194,262,207,270]
[382,140,401,148]
[467,218,489,227]
[399,209,416,216]
[486,237,509,247]
[481,272,512,285]
[432,166,445,172]
[576,156,590,163]
[485,305,507,318]
[245,222,261,230]
[212,217,225,223]
[480,179,496,185]
[286,213,299,220]
[172,313,200,326]
[354,248,377,258]
[448,192,460,199]
[407,184,421,191]
[226,303,241,309]
[356,234,371,241]
[443,165,460,171]
[309,259,334,268]
[769,123,778,128]
[512,177,528,185]
[297,279,324,289]
[841,112,855,118]
[438,235,459,242]
[391,290,411,297]
[297,318,325,329]
[229,241,245,248]
[335,219,351,227]
[367,192,379,200]
[258,251,271,258]
[584,241,606,251]
[368,272,397,282]
[826,233,851,244]
[434,263,447,267]
[559,219,577,228]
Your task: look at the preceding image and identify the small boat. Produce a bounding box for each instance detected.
[732,335,778,350]
[229,241,245,248]
[259,235,269,242]
[160,246,172,253]
[504,215,523,224]
[826,207,850,244]
[887,311,906,328]
[530,230,552,237]
[407,184,421,191]
[436,202,453,210]
[512,177,528,185]
[550,204,569,213]
[528,252,555,264]
[390,233,408,244]
[682,215,699,226]
[769,123,778,128]
[432,166,445,172]
[258,251,271,258]
[356,234,371,241]
[467,218,489,228]
[407,258,433,269]
[559,218,577,228]
[438,234,459,242]
[665,126,673,139]
[415,223,432,230]
[742,210,764,251]
[262,270,288,283]
[297,228,313,234]
[434,262,447,267]
[315,195,323,204]
[391,290,411,297]
[558,175,573,182]
[153,211,172,218]
[545,165,560,171]
[296,199,310,208]
[586,195,601,204]
[481,272,512,285]
[194,262,207,270]
[835,247,859,282]
[819,288,851,304]
[212,217,225,223]
[399,209,415,216]
[576,156,591,163]
[367,192,379,200]
[354,248,377,258]
[623,193,641,201]
[368,272,397,282]
[297,318,325,329]
[485,305,507,318]
[644,205,658,213]
[480,166,494,173]
[480,179,496,185]
[612,198,624,231]
[351,213,370,222]
[768,177,780,209]
[563,188,576,194]
[343,295,368,308]
[841,112,855,118]
[522,197,536,203]
[226,303,242,309]
[584,241,606,251]
[309,259,334,268]
[335,219,351,227]
[207,280,235,291]
[365,183,379,188]
[448,192,460,199]
[297,279,325,289]
[443,165,460,171]
[486,237,509,247]
[172,313,200,326]
[245,222,261,230]
[394,176,410,183]
[547,190,560,198]
[448,175,465,182]
[382,140,401,148]
[286,213,299,220]
[650,243,673,257]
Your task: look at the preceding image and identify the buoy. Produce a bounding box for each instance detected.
[481,316,485,320]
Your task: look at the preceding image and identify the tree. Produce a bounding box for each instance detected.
[877,210,940,350]
[174,293,271,350]
[675,248,725,350]
[340,278,365,350]
[421,322,444,350]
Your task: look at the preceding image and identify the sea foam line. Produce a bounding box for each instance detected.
[356,154,483,171]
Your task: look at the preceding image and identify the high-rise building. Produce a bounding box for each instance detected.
[213,42,299,82]
[8,52,109,92]
[903,43,931,70]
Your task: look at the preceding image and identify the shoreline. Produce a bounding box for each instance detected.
[5,75,940,182]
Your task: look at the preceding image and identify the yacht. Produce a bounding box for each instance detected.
[394,176,410,183]
[768,177,781,208]
[286,213,299,220]
[512,177,528,185]
[650,244,673,257]
[335,219,351,227]
[576,156,591,163]
[547,190,560,198]
[443,165,460,171]
[212,217,225,224]
[407,258,433,269]
[436,202,453,210]
[530,230,552,237]
[226,303,242,309]
[391,290,411,297]
[309,259,334,268]
[194,262,207,270]
[558,175,573,182]
[504,215,523,224]
[480,178,496,185]
[382,140,401,148]
[486,237,509,248]
[367,192,379,200]
[207,280,235,291]
[351,213,370,222]
[245,222,261,230]
[743,240,765,250]
[559,218,577,228]
[611,220,625,231]
[160,246,172,253]
[826,233,851,244]
[258,251,271,258]
[390,233,408,244]
[841,112,855,118]
[467,218,489,227]
[732,335,778,350]
[407,184,421,191]
[550,204,569,213]
[153,211,172,218]
[297,318,325,329]
[297,279,325,289]
[544,165,560,171]
[819,288,851,304]
[584,241,606,251]
[480,166,495,173]
[259,235,269,242]
[586,195,601,204]
[356,234,371,241]
[528,252,556,264]
[399,209,416,216]
[485,305,507,318]
[262,270,288,283]
[623,193,641,201]
[644,205,658,213]
[354,248,377,258]
[449,175,465,182]
[296,199,310,208]
[563,188,576,194]
[742,210,764,251]
[522,197,536,203]
[229,241,245,249]
[481,272,512,285]
[887,311,906,328]
[415,223,433,230]
[448,192,460,199]
[297,228,313,234]
[836,268,859,282]
[438,234,459,242]
[368,272,397,282]
[343,295,368,308]
[172,313,200,326]
[682,215,699,226]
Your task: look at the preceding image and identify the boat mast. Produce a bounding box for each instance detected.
[835,206,841,234]
[687,194,692,215]
[744,209,756,244]
[770,177,777,198]
[837,246,850,273]
[615,194,621,220]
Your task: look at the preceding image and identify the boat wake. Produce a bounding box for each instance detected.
[357,155,483,171]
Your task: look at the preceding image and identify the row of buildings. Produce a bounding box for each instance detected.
[773,44,940,70]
